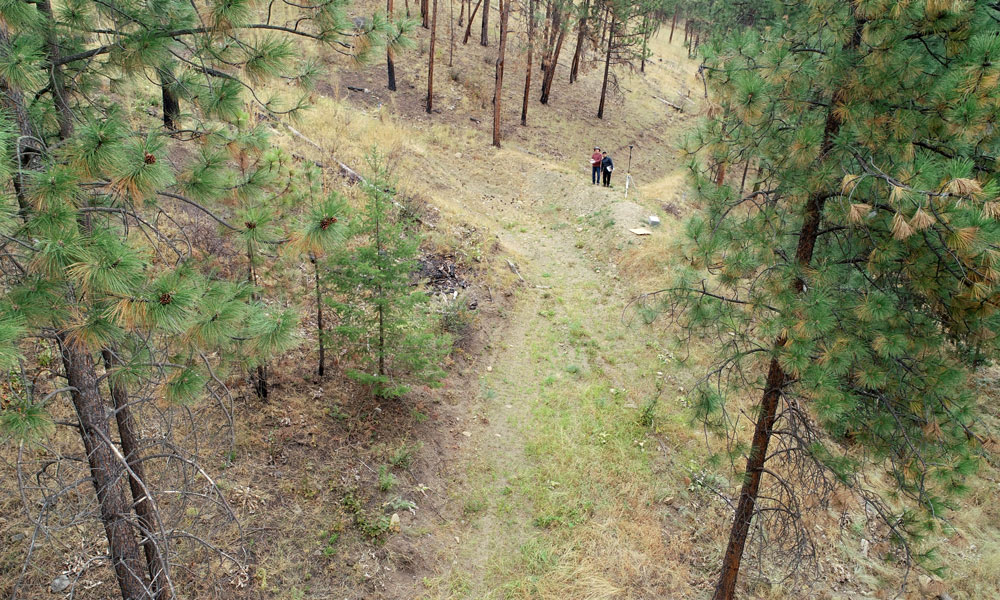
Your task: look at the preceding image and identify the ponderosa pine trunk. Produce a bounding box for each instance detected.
[539,24,566,104]
[492,0,510,147]
[102,349,172,600]
[422,0,429,27]
[480,0,489,46]
[157,67,179,130]
[63,342,151,600]
[463,0,483,44]
[569,0,589,84]
[38,0,73,139]
[540,0,553,72]
[30,14,153,598]
[449,0,455,66]
[669,8,678,43]
[597,13,613,119]
[427,0,438,113]
[458,0,465,26]
[521,0,535,125]
[712,11,861,599]
[387,0,397,90]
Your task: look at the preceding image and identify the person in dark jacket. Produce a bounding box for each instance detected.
[601,152,614,187]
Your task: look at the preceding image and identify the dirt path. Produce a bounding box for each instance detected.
[406,127,708,599]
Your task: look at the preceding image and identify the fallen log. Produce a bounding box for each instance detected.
[654,95,684,112]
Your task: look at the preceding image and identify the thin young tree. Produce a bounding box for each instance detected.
[463,0,485,44]
[521,0,536,125]
[293,194,350,377]
[328,153,450,398]
[596,8,613,118]
[538,0,568,104]
[388,0,397,89]
[492,0,511,147]
[427,0,439,112]
[568,0,590,84]
[663,1,1000,598]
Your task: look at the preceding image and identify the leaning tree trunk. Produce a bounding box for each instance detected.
[29,11,153,598]
[427,0,438,113]
[387,0,397,90]
[539,24,566,104]
[63,343,151,600]
[521,0,535,126]
[480,0,489,46]
[463,0,484,44]
[569,0,589,84]
[492,0,510,147]
[103,350,173,600]
[712,13,861,599]
[669,7,678,43]
[597,13,613,119]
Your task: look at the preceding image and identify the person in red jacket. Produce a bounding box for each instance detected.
[590,147,603,185]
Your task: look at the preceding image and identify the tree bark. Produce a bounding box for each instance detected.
[540,0,553,72]
[713,356,786,600]
[521,0,535,126]
[103,350,172,600]
[387,0,397,90]
[463,0,484,44]
[492,0,510,147]
[569,0,589,84]
[158,67,180,129]
[480,0,489,46]
[458,0,465,26]
[62,342,151,600]
[449,0,455,66]
[0,26,42,217]
[422,0,429,27]
[309,254,326,376]
[669,8,678,43]
[427,0,438,113]
[597,12,613,119]
[712,12,862,599]
[539,24,566,104]
[38,0,73,139]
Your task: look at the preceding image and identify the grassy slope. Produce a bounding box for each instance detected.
[297,14,1000,600]
[2,5,998,600]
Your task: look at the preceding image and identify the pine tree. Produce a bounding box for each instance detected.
[293,192,350,377]
[327,153,450,398]
[667,1,1000,598]
[0,0,393,597]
